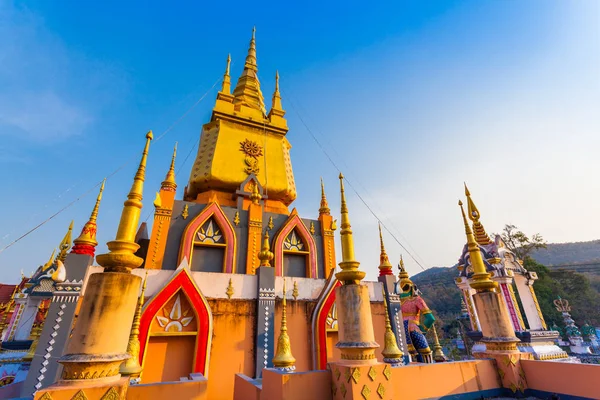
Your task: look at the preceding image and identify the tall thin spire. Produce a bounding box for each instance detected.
[464,184,492,245]
[161,142,177,191]
[431,324,447,362]
[56,221,74,263]
[378,223,393,276]
[96,131,153,273]
[381,289,403,365]
[72,179,105,256]
[268,71,285,118]
[319,178,330,215]
[458,200,495,291]
[232,27,266,114]
[335,173,365,284]
[272,279,296,371]
[221,54,232,94]
[121,272,147,378]
[258,230,274,267]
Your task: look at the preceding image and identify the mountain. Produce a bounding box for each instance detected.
[531,240,600,270]
[411,258,600,331]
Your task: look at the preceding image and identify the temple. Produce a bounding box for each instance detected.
[0,30,599,400]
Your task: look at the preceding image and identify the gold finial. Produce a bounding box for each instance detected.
[319,177,330,215]
[378,223,393,276]
[121,272,147,377]
[458,200,496,291]
[335,173,365,284]
[381,290,404,363]
[233,28,266,114]
[431,323,447,362]
[269,71,284,116]
[292,281,299,300]
[221,54,232,94]
[250,181,261,204]
[233,211,240,226]
[464,183,492,245]
[96,132,153,273]
[226,278,234,299]
[272,279,296,371]
[182,204,189,220]
[72,179,105,256]
[56,220,74,262]
[398,255,409,280]
[267,216,274,230]
[43,249,56,271]
[161,142,177,191]
[258,230,274,267]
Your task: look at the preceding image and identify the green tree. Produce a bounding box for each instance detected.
[499,224,547,261]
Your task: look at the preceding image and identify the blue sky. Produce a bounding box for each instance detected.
[1,0,598,283]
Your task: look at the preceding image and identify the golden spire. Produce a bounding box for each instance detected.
[458,200,496,291]
[464,184,492,245]
[121,273,147,377]
[232,27,266,114]
[381,290,404,363]
[72,179,105,256]
[431,323,447,362]
[43,249,56,271]
[318,178,330,215]
[335,173,365,284]
[268,71,285,118]
[96,131,153,273]
[221,54,232,94]
[161,142,177,191]
[378,223,393,276]
[258,230,274,267]
[398,255,409,281]
[250,181,262,204]
[272,279,296,371]
[56,220,74,263]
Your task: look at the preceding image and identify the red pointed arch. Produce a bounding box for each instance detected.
[273,209,318,278]
[311,274,341,370]
[139,267,213,377]
[179,202,237,273]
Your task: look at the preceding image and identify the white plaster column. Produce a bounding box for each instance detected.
[14,296,41,340]
[514,274,545,330]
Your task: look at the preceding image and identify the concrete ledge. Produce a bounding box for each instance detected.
[522,359,600,399]
[127,376,208,400]
[233,374,261,400]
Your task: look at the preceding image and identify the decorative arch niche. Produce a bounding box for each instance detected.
[311,274,341,370]
[179,202,237,273]
[139,266,213,381]
[273,209,318,278]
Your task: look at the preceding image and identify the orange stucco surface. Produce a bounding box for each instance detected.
[522,359,600,399]
[260,369,332,400]
[127,379,208,400]
[204,299,256,400]
[391,359,501,400]
[143,335,196,383]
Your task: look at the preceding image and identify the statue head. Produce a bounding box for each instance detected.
[397,255,416,298]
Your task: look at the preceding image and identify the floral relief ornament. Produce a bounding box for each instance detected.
[240,139,263,175]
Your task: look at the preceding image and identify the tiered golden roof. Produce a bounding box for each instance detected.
[464,184,492,245]
[232,27,266,114]
[458,200,495,291]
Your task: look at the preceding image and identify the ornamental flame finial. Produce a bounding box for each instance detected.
[121,272,148,378]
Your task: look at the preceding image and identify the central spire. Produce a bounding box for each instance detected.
[464,184,492,245]
[233,27,266,114]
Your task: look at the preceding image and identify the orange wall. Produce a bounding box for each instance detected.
[391,360,501,400]
[261,369,332,400]
[205,299,256,400]
[143,335,196,383]
[128,379,208,400]
[522,359,600,399]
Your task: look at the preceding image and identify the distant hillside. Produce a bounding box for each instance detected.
[411,258,600,330]
[531,240,600,266]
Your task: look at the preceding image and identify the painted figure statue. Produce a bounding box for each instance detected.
[397,256,435,363]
